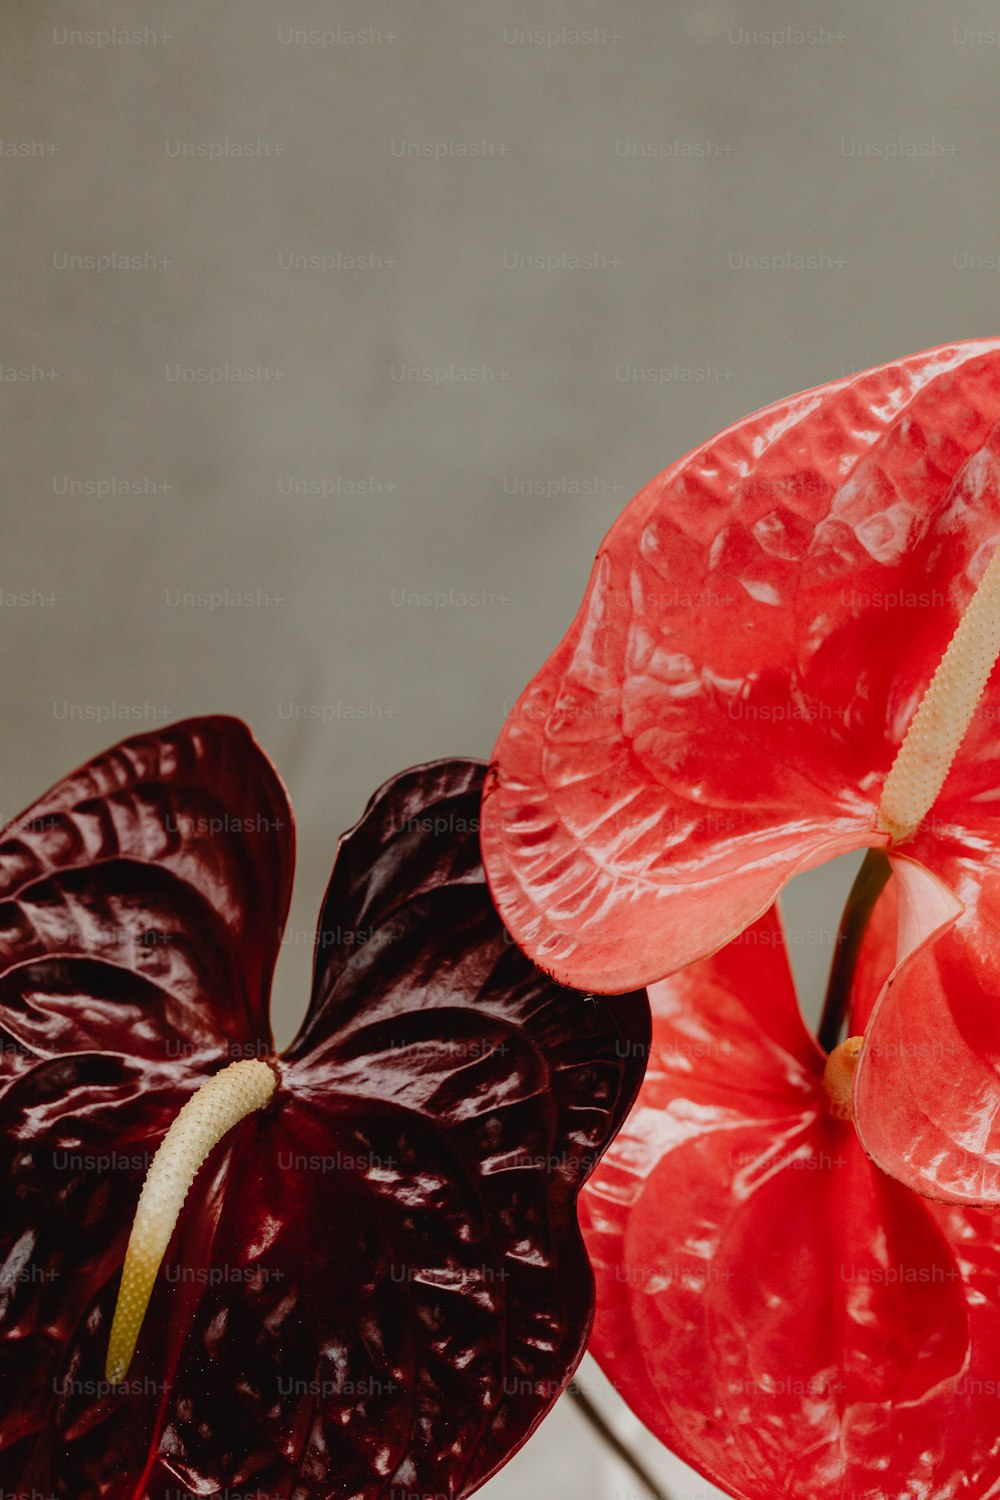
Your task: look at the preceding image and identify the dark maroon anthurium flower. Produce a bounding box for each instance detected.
[0,717,649,1500]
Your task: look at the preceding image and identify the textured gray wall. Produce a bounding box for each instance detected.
[4,2,997,1495]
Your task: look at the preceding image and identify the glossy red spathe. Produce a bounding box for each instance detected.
[0,718,650,1500]
[482,338,1000,1204]
[580,890,1000,1500]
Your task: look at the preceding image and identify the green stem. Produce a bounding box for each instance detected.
[817,848,891,1054]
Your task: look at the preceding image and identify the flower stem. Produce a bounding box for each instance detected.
[567,1382,673,1499]
[816,848,891,1054]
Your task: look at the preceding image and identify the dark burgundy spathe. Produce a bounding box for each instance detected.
[0,719,649,1499]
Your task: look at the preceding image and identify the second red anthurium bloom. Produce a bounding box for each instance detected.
[482,338,1000,1206]
[580,883,1000,1500]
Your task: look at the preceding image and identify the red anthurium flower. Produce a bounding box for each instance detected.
[481,337,1000,1205]
[0,717,649,1500]
[579,888,1000,1500]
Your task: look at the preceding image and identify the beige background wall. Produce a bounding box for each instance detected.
[4,3,998,1495]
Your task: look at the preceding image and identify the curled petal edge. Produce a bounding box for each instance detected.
[853,854,973,1202]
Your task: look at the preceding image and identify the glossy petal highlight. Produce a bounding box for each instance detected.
[581,903,1000,1500]
[0,734,651,1499]
[483,339,1000,992]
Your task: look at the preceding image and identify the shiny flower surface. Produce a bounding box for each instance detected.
[0,718,648,1499]
[482,339,1000,1203]
[580,888,1000,1500]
